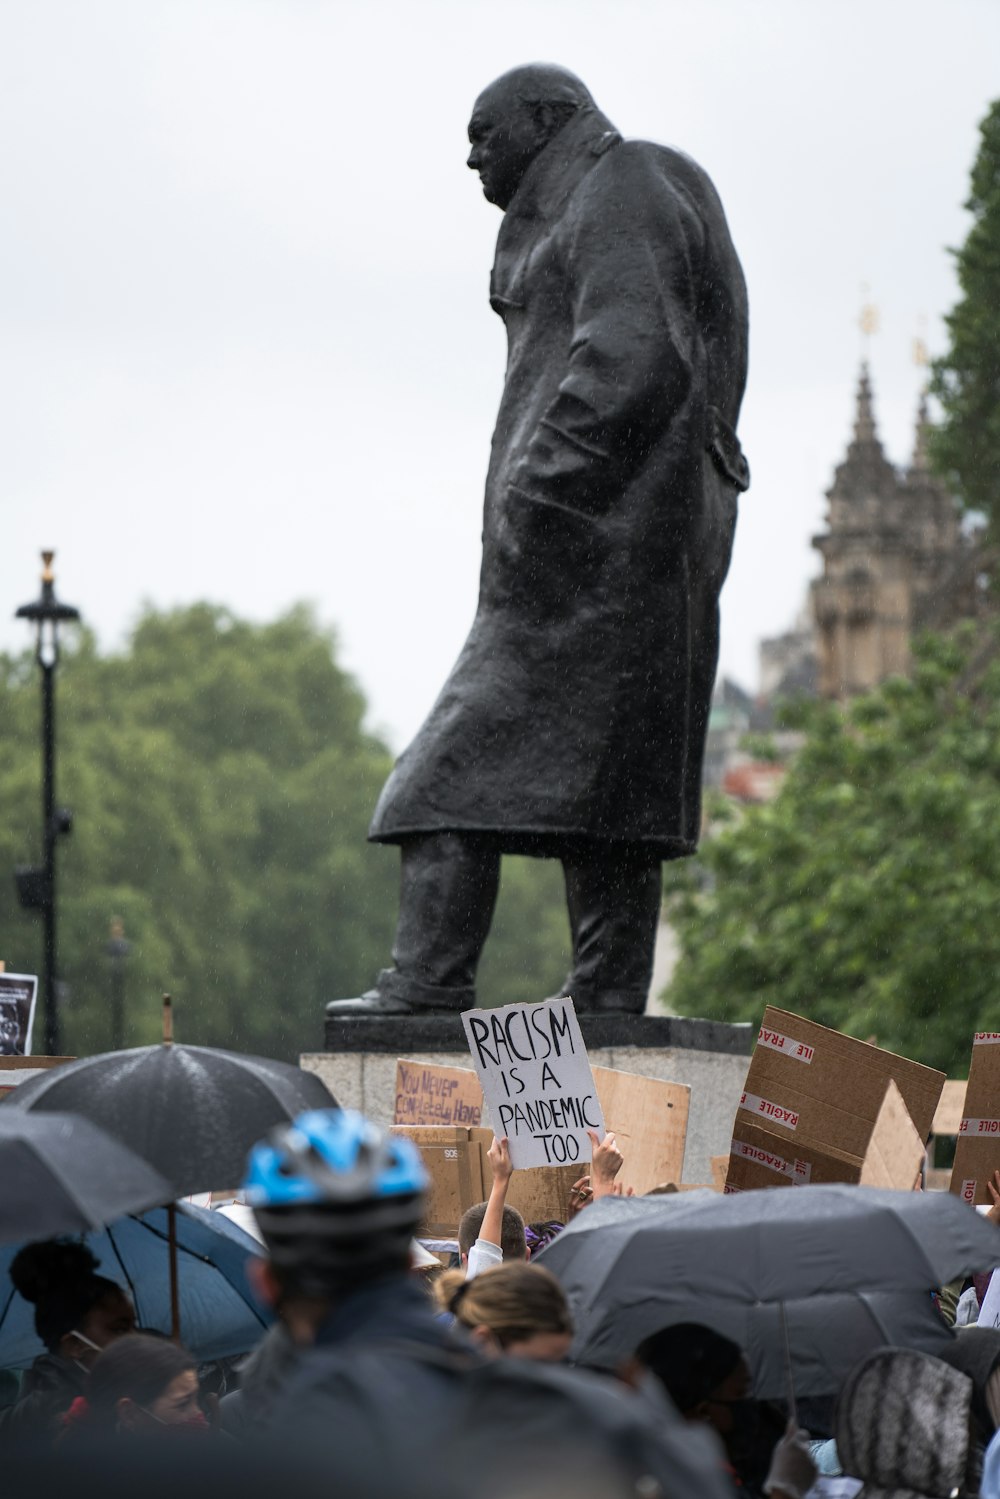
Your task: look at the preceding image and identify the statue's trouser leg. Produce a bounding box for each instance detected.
[560,848,662,1014]
[374,832,501,1012]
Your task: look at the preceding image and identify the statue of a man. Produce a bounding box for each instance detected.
[330,64,749,1019]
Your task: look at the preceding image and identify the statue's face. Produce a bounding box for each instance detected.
[467,92,550,210]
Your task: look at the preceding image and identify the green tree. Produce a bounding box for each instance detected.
[931,98,1000,527]
[0,605,570,1060]
[664,627,1000,1075]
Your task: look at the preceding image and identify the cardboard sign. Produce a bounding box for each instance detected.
[467,1127,580,1225]
[858,1080,926,1190]
[951,1034,1000,1205]
[933,1080,968,1137]
[390,1125,486,1237]
[393,1059,483,1128]
[462,997,605,1169]
[711,1155,730,1191]
[590,1065,689,1195]
[977,1273,1000,1329]
[727,1080,924,1192]
[727,1007,944,1193]
[0,972,39,1056]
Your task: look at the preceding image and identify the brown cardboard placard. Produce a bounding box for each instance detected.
[710,1155,730,1191]
[934,1080,968,1137]
[727,1007,944,1194]
[726,1081,923,1193]
[859,1080,925,1189]
[746,1008,944,1143]
[393,1059,483,1128]
[470,1128,581,1225]
[590,1065,689,1195]
[390,1125,486,1236]
[950,1034,1000,1205]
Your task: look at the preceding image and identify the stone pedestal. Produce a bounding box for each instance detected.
[304,1013,751,1187]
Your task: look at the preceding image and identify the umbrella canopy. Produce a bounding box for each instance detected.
[0,1111,173,1244]
[2,1044,335,1196]
[0,1202,270,1368]
[537,1187,1000,1398]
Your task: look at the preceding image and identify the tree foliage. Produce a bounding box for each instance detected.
[0,605,570,1059]
[931,98,1000,527]
[664,627,1000,1075]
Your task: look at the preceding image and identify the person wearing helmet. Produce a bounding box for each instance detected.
[235,1109,735,1499]
[223,1108,469,1439]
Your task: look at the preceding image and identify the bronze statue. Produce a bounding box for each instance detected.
[330,64,749,1018]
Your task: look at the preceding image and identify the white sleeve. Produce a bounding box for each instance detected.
[465,1238,503,1280]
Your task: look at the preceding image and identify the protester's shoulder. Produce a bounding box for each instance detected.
[0,1356,83,1438]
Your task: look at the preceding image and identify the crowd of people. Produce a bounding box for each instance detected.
[4,1107,1000,1499]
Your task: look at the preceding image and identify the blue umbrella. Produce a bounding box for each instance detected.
[0,1202,271,1369]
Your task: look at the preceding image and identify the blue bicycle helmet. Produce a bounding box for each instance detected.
[244,1109,429,1293]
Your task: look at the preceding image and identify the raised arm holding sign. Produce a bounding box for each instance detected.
[461,997,605,1169]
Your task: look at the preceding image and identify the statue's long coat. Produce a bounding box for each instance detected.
[371,106,749,859]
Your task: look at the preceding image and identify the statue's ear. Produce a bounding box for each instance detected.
[532,101,561,138]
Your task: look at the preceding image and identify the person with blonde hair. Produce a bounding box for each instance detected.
[435,1262,573,1363]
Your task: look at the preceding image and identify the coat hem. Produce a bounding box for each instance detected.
[368,821,696,862]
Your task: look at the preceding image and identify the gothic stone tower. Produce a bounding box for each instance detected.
[811,364,966,700]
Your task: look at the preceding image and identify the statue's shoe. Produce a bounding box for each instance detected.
[325,990,415,1017]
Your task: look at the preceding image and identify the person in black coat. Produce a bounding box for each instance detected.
[0,1240,135,1444]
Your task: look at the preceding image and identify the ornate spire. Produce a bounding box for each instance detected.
[853,361,879,446]
[911,387,931,473]
[824,361,898,512]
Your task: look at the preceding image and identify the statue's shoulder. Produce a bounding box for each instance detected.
[583,138,712,223]
[613,138,727,223]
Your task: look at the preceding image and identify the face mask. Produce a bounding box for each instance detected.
[70,1329,103,1353]
[69,1329,104,1372]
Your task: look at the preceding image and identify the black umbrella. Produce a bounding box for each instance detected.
[3,1022,335,1197]
[2,1003,335,1335]
[537,1187,1000,1398]
[0,1111,174,1245]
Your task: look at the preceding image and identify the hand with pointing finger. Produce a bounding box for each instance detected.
[587,1128,624,1199]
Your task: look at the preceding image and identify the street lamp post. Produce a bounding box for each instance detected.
[14,551,80,1056]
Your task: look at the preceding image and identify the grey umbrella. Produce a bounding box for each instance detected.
[0,1111,174,1244]
[537,1187,1000,1398]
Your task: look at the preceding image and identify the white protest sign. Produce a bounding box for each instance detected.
[977,1270,1000,1328]
[461,996,605,1169]
[0,972,39,1056]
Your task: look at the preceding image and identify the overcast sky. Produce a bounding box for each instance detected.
[3,0,998,752]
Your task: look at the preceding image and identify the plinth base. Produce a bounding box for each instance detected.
[307,1011,752,1186]
[324,1008,751,1056]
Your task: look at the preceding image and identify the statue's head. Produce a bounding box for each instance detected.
[467,64,594,210]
